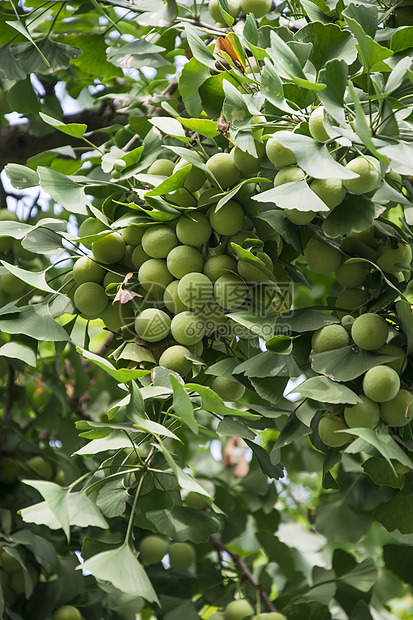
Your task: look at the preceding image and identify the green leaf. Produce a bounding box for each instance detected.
[276,309,339,333]
[254,180,330,213]
[36,37,81,73]
[343,7,393,72]
[75,430,133,456]
[395,300,413,354]
[265,335,293,354]
[362,457,404,489]
[384,56,413,94]
[126,381,146,422]
[322,194,376,237]
[177,116,219,139]
[260,61,297,114]
[178,57,210,117]
[6,76,39,115]
[5,163,40,189]
[244,439,284,479]
[6,20,49,67]
[292,376,361,404]
[317,59,348,126]
[170,375,198,434]
[134,419,180,441]
[185,25,216,70]
[21,481,70,542]
[234,351,300,379]
[0,336,37,367]
[256,209,302,253]
[230,243,279,283]
[274,411,312,449]
[107,40,170,69]
[145,165,190,197]
[295,22,357,71]
[147,506,220,543]
[39,112,87,139]
[227,311,277,341]
[315,496,371,543]
[0,303,70,342]
[76,347,150,382]
[0,44,26,80]
[64,33,122,79]
[149,117,186,139]
[374,488,413,534]
[38,167,91,215]
[184,383,257,419]
[79,543,159,603]
[282,601,332,620]
[311,345,399,382]
[0,260,58,295]
[217,417,256,439]
[267,131,357,180]
[383,544,413,585]
[268,30,324,90]
[345,428,413,474]
[223,80,250,127]
[96,479,129,518]
[390,26,413,53]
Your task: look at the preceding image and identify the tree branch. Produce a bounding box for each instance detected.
[209,535,278,613]
[0,104,127,170]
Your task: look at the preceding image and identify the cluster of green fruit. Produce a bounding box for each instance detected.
[0,545,38,600]
[138,535,195,570]
[209,599,286,619]
[312,313,413,448]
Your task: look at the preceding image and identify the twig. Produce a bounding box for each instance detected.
[209,535,278,613]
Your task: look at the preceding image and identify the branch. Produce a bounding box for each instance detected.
[0,104,127,170]
[209,535,278,613]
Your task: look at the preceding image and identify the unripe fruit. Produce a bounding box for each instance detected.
[101,301,135,332]
[363,366,400,403]
[164,280,189,314]
[171,311,206,345]
[159,345,192,375]
[335,288,369,315]
[284,209,315,225]
[238,251,272,284]
[380,389,413,426]
[0,547,24,572]
[26,456,54,480]
[141,226,178,259]
[209,201,245,236]
[376,243,412,273]
[304,238,342,275]
[121,225,147,246]
[53,605,82,620]
[240,0,272,18]
[73,255,105,284]
[253,614,287,620]
[224,599,254,620]
[336,260,369,288]
[169,542,195,570]
[111,169,122,179]
[318,415,351,447]
[376,344,407,374]
[232,142,265,175]
[344,394,380,429]
[0,273,27,296]
[206,153,240,188]
[351,313,389,351]
[138,535,170,564]
[132,244,151,270]
[78,217,107,240]
[198,300,230,336]
[114,159,126,171]
[92,233,126,264]
[211,376,245,401]
[344,156,381,194]
[74,282,108,317]
[203,254,237,281]
[167,187,197,207]
[209,0,240,22]
[209,614,225,620]
[274,165,305,186]
[167,245,204,279]
[308,106,330,142]
[341,315,355,332]
[178,273,213,309]
[138,259,173,294]
[176,212,212,246]
[135,308,171,342]
[310,177,346,210]
[266,136,296,168]
[174,160,206,192]
[148,159,175,176]
[214,274,248,310]
[311,324,349,353]
[184,491,208,510]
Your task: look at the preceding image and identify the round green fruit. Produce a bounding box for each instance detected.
[73,255,105,284]
[376,344,407,374]
[184,491,208,510]
[311,324,349,353]
[214,274,248,310]
[380,389,413,426]
[336,260,369,288]
[78,218,107,244]
[138,258,173,294]
[171,311,206,345]
[253,614,287,620]
[363,366,400,403]
[232,142,265,176]
[167,245,204,279]
[335,288,369,315]
[167,187,198,207]
[209,0,240,22]
[121,225,147,247]
[135,308,171,342]
[178,273,213,309]
[209,201,245,236]
[147,159,175,176]
[0,547,23,572]
[169,542,195,570]
[240,0,272,18]
[176,212,212,247]
[174,160,206,192]
[73,282,108,317]
[141,226,178,259]
[209,613,225,620]
[139,535,170,565]
[132,244,151,270]
[284,209,315,225]
[159,345,192,376]
[308,106,330,142]
[318,415,351,448]
[266,135,296,168]
[26,456,54,480]
[237,251,272,284]
[164,280,189,314]
[211,376,245,401]
[310,177,346,210]
[92,232,126,264]
[203,254,237,282]
[206,153,240,189]
[344,394,380,429]
[344,156,381,194]
[304,238,342,275]
[351,313,389,351]
[53,605,82,620]
[376,243,412,273]
[224,599,254,620]
[274,165,305,186]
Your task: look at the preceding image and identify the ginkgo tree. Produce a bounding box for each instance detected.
[1,0,413,619]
